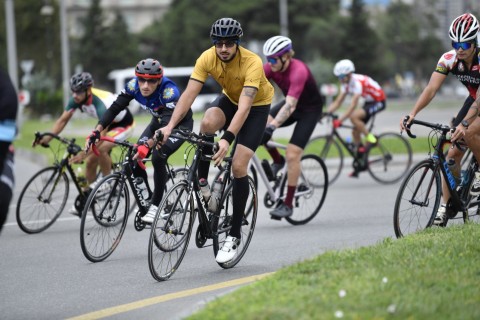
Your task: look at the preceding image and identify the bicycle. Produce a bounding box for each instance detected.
[147,128,257,281]
[16,132,92,234]
[241,139,329,225]
[305,112,412,185]
[80,136,187,263]
[393,118,480,238]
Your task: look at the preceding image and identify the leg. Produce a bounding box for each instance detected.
[95,140,114,177]
[464,117,480,195]
[350,108,368,144]
[198,106,226,179]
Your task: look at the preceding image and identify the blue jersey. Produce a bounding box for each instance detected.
[124,76,180,118]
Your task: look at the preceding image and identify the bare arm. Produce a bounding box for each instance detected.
[327,92,347,113]
[270,95,298,128]
[36,110,73,146]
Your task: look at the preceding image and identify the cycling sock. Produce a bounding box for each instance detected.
[284,185,296,208]
[267,147,283,163]
[229,176,249,239]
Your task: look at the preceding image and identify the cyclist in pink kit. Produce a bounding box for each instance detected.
[261,36,324,218]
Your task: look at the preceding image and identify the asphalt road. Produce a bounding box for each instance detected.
[0,105,459,319]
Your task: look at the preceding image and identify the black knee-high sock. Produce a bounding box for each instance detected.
[230,176,249,239]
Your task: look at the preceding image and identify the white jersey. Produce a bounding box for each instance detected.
[340,73,386,102]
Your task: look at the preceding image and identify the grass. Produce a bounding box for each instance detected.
[187,223,480,320]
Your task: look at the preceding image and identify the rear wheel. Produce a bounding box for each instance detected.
[80,173,130,262]
[305,135,343,185]
[393,160,440,238]
[213,176,258,269]
[367,132,412,184]
[284,154,328,225]
[16,166,69,234]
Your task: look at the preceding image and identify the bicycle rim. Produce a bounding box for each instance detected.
[285,154,328,225]
[80,173,129,262]
[148,181,194,281]
[393,160,440,238]
[213,176,258,269]
[16,167,69,234]
[305,135,343,185]
[368,132,412,184]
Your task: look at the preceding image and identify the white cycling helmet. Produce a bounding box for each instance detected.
[263,36,293,57]
[333,59,355,76]
[449,13,479,42]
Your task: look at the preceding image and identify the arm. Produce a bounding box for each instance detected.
[36,110,73,146]
[93,92,132,132]
[327,92,347,113]
[269,95,298,128]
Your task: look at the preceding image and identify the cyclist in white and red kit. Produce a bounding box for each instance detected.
[260,36,324,218]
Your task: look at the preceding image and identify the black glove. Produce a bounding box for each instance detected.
[261,125,276,145]
[86,130,101,151]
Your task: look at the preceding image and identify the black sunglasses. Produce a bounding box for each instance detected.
[138,77,159,84]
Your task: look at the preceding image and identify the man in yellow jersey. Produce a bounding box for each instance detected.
[157,18,274,263]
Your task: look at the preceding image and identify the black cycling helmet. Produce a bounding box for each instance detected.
[210,18,243,41]
[135,58,163,79]
[70,72,93,92]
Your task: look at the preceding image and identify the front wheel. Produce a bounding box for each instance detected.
[213,176,258,269]
[367,132,412,184]
[80,173,130,262]
[393,159,441,238]
[16,166,69,234]
[284,154,329,225]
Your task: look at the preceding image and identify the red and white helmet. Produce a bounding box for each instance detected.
[449,13,479,42]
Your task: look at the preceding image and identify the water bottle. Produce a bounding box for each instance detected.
[199,178,211,202]
[135,177,150,200]
[261,159,275,181]
[76,166,88,189]
[345,136,355,152]
[208,177,223,212]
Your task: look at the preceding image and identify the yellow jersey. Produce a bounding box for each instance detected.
[191,46,274,106]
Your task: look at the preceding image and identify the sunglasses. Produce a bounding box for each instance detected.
[451,41,473,50]
[337,74,349,80]
[267,57,279,64]
[138,77,159,84]
[214,40,237,48]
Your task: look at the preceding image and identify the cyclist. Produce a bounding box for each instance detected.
[156,18,274,263]
[87,58,194,223]
[260,35,324,218]
[34,72,135,216]
[327,59,386,177]
[400,13,480,226]
[0,67,17,233]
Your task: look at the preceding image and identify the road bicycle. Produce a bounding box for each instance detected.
[80,136,187,262]
[305,112,412,185]
[16,132,93,234]
[393,118,480,238]
[245,140,328,225]
[147,128,257,281]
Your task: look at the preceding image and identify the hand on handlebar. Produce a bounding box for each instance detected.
[450,125,467,143]
[132,144,149,170]
[212,140,227,167]
[332,119,342,129]
[400,115,413,133]
[85,130,101,153]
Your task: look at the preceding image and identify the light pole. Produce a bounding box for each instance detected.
[40,2,54,75]
[279,0,288,37]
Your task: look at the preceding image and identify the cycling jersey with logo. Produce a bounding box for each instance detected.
[124,76,180,118]
[435,48,480,99]
[340,73,386,102]
[264,58,323,112]
[191,46,274,106]
[65,93,107,119]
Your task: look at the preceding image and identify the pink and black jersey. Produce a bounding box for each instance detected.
[340,73,385,102]
[435,48,480,99]
[264,58,323,112]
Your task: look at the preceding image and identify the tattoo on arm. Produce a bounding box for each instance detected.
[242,87,257,98]
[275,102,293,125]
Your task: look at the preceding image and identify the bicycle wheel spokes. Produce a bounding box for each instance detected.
[393,160,441,238]
[285,154,328,225]
[80,174,129,262]
[305,135,343,185]
[16,167,69,234]
[368,133,412,184]
[214,176,258,269]
[148,181,194,281]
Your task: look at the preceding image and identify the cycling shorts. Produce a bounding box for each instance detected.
[269,100,321,149]
[106,110,135,142]
[212,94,269,151]
[363,100,386,123]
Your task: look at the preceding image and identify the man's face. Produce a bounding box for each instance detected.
[214,39,238,62]
[72,90,87,104]
[138,77,160,97]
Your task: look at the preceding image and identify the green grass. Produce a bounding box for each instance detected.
[187,223,480,320]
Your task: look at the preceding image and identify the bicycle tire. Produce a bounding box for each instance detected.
[148,180,195,281]
[212,176,257,269]
[305,135,343,185]
[367,132,412,184]
[80,173,130,262]
[393,159,441,238]
[283,154,329,225]
[16,166,69,234]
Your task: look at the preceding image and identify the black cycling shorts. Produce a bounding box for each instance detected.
[269,100,321,149]
[212,94,269,152]
[363,100,386,123]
